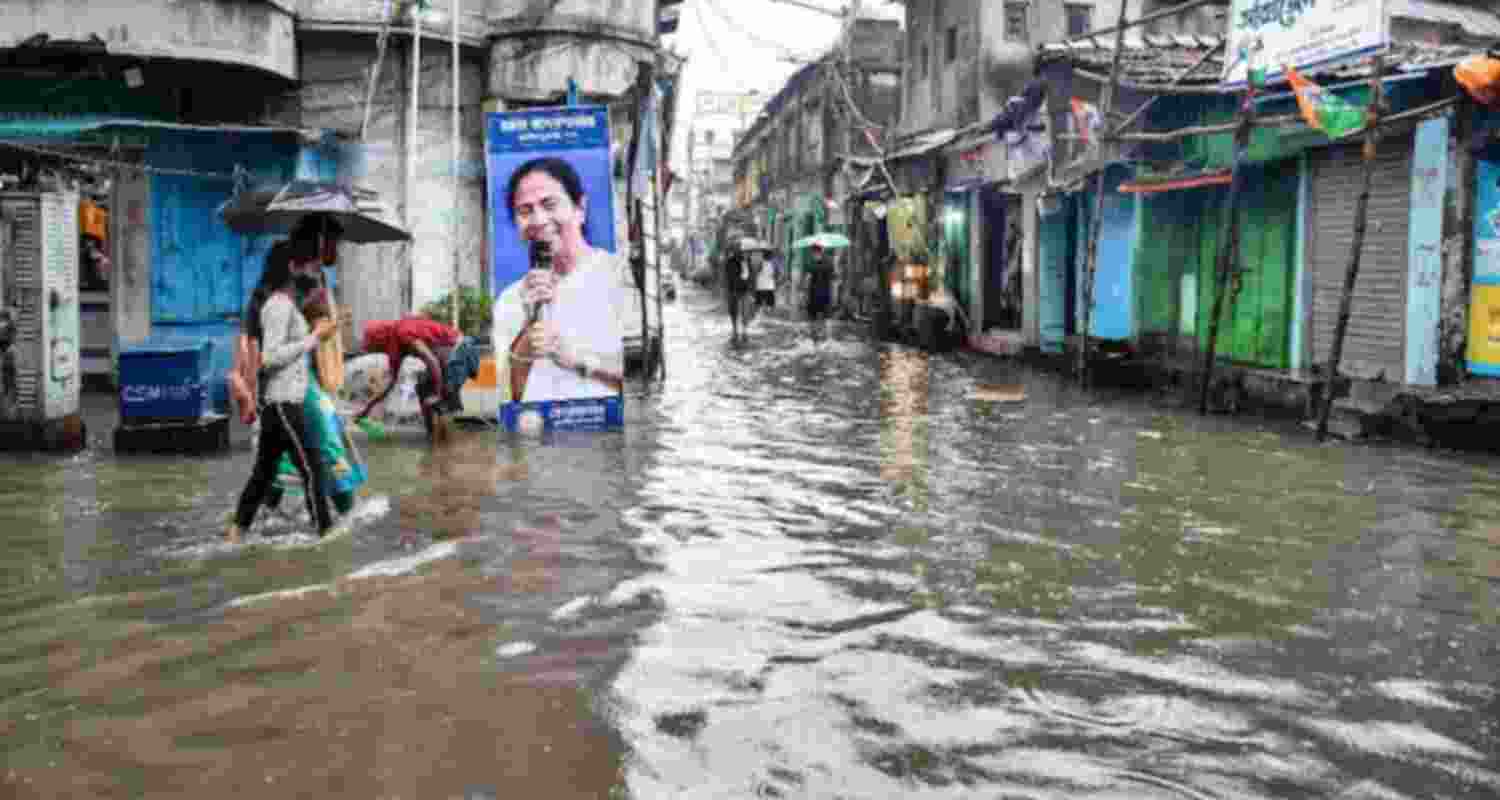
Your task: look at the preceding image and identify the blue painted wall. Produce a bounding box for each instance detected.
[147,131,301,323]
[1073,164,1137,341]
[133,131,329,417]
[1404,115,1448,386]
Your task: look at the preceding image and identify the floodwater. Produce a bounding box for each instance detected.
[4,286,1500,798]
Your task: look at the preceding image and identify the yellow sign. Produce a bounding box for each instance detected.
[1468,284,1500,370]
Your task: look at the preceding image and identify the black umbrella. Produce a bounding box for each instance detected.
[219,181,411,243]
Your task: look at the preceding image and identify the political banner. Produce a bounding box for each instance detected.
[485,106,627,433]
[1222,0,1388,89]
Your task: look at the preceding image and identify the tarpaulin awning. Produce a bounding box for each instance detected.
[946,177,989,193]
[1119,171,1232,194]
[0,115,322,143]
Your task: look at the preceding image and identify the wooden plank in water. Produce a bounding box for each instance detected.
[972,384,1027,404]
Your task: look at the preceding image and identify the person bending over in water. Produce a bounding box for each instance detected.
[355,316,478,443]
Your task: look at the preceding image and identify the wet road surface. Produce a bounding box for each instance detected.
[3,285,1500,798]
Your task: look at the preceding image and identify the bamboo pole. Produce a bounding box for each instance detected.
[1112,43,1225,136]
[1098,95,1457,144]
[627,65,654,389]
[1315,57,1387,441]
[1075,0,1131,385]
[1196,84,1257,415]
[361,0,397,141]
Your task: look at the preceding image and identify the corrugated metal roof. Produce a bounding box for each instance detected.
[1038,34,1226,88]
[886,128,958,161]
[1039,17,1495,89]
[1389,0,1500,38]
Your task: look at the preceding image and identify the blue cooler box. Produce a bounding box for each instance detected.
[118,338,217,422]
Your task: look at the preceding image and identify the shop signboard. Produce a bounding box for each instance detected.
[1222,0,1389,89]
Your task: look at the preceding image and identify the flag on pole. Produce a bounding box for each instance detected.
[1070,98,1103,143]
[1286,66,1366,139]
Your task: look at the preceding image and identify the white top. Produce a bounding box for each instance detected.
[258,291,314,406]
[492,247,628,403]
[755,258,776,292]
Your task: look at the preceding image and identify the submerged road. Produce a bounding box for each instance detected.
[3,285,1499,798]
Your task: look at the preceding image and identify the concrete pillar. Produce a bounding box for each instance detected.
[969,188,984,338]
[1022,190,1039,347]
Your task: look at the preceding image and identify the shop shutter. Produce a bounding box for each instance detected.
[1308,135,1413,382]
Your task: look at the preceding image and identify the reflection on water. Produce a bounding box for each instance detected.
[3,287,1500,798]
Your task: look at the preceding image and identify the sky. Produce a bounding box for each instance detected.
[662,0,904,159]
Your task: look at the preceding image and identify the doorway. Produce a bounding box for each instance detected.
[980,186,1022,331]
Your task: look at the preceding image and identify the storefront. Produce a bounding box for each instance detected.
[1305,133,1419,381]
[1134,159,1299,369]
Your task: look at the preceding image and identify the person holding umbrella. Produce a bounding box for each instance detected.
[226,238,340,543]
[806,242,836,338]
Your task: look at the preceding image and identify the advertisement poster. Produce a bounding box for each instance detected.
[1222,0,1388,89]
[1468,158,1500,377]
[485,106,626,433]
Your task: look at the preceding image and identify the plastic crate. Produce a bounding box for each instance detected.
[118,338,215,422]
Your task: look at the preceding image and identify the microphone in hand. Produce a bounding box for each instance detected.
[526,240,555,324]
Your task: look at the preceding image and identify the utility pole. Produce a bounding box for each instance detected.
[450,0,461,330]
[1197,68,1258,415]
[405,0,422,312]
[1076,0,1131,385]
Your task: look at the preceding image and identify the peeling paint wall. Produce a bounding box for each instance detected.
[297,0,490,44]
[0,0,298,80]
[111,169,152,352]
[273,32,489,335]
[486,0,655,103]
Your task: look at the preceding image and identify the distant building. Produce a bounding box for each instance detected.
[729,14,902,292]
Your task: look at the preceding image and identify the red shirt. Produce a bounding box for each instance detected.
[365,317,461,375]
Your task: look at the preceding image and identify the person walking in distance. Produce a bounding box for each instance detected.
[805,243,836,340]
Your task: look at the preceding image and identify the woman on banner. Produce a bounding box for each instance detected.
[491,157,627,403]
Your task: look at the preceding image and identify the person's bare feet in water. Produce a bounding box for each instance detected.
[224,523,243,544]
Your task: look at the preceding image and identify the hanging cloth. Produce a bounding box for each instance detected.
[887,196,929,264]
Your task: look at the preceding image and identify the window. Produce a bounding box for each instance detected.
[1004,1,1029,43]
[706,130,716,146]
[920,42,929,79]
[945,26,958,63]
[1065,3,1093,37]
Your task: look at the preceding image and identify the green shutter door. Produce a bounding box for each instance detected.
[1195,161,1298,368]
[1135,161,1297,368]
[944,192,971,311]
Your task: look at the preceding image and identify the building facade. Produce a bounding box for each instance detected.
[1026,0,1500,418]
[0,0,672,409]
[729,14,902,297]
[688,90,762,265]
[880,0,1228,352]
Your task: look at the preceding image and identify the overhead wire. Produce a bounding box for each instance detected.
[702,0,827,64]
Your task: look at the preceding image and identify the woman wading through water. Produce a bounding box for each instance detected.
[226,239,340,542]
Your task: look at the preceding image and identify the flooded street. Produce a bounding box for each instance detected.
[4,285,1500,798]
